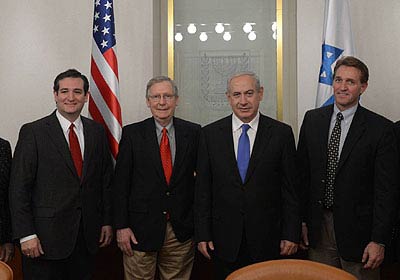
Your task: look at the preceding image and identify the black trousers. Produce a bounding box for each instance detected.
[212,230,256,280]
[22,221,95,280]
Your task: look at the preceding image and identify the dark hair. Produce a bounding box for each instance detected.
[146,76,178,98]
[53,69,89,94]
[333,56,369,84]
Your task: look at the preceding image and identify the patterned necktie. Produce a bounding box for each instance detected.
[160,128,172,185]
[324,112,344,208]
[237,124,250,183]
[69,123,83,178]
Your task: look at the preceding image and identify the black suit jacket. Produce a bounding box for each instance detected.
[195,114,300,263]
[0,138,12,244]
[297,104,399,262]
[9,111,113,260]
[113,117,200,251]
[386,120,400,262]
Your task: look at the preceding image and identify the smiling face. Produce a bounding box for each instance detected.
[226,74,264,123]
[146,81,178,127]
[333,65,368,111]
[54,77,88,122]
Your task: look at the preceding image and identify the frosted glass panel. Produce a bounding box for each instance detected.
[173,0,277,125]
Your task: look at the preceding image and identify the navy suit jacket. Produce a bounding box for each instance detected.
[113,117,200,251]
[297,104,399,261]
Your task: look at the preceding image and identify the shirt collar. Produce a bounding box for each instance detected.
[333,103,358,122]
[232,111,260,132]
[56,110,83,133]
[155,118,174,135]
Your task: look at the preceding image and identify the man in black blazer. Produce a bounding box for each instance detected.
[0,137,14,263]
[195,72,300,279]
[9,69,113,279]
[297,56,399,279]
[113,76,200,280]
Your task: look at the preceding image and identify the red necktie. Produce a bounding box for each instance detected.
[160,128,172,185]
[69,123,83,178]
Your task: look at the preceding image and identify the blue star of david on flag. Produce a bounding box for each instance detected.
[318,44,344,86]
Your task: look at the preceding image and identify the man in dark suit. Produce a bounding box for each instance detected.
[0,137,14,263]
[113,76,200,280]
[9,69,113,279]
[195,72,300,279]
[297,56,399,279]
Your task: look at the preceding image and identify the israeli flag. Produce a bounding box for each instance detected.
[316,0,355,108]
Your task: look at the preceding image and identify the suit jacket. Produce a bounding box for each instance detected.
[113,117,201,251]
[195,114,300,263]
[297,104,399,262]
[386,120,400,262]
[9,111,113,260]
[0,138,12,244]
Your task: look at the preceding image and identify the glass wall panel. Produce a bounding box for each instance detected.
[172,0,277,125]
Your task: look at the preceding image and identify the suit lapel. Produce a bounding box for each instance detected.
[45,112,78,179]
[317,106,333,167]
[244,115,272,183]
[143,118,166,183]
[337,106,366,171]
[170,118,188,186]
[218,116,240,181]
[81,118,95,181]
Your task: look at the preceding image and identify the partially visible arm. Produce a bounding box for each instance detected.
[0,139,12,248]
[194,130,214,256]
[371,125,399,244]
[99,127,113,237]
[369,123,399,265]
[296,114,312,250]
[280,126,301,245]
[9,125,39,242]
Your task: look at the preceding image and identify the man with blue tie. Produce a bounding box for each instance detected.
[195,72,300,279]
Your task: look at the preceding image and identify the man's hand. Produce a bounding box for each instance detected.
[280,240,298,256]
[21,237,44,258]
[0,243,14,262]
[362,242,385,269]
[300,222,309,250]
[116,228,138,257]
[197,241,214,259]
[99,225,113,247]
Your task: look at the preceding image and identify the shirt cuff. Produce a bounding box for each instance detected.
[20,234,38,244]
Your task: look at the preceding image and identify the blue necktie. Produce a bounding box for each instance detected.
[237,124,250,183]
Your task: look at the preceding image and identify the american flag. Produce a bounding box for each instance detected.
[89,0,122,160]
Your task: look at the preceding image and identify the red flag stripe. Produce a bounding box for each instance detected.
[103,48,119,78]
[89,98,119,158]
[91,57,122,126]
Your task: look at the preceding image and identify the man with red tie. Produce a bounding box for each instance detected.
[9,69,113,279]
[113,76,201,280]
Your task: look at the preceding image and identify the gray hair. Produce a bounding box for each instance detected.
[226,71,261,93]
[146,76,178,98]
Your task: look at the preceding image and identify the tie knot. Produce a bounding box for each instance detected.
[336,112,344,122]
[162,127,168,135]
[69,123,75,130]
[241,124,250,133]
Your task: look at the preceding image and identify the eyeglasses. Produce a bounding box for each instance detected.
[148,94,176,102]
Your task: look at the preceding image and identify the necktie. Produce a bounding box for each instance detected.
[160,128,172,185]
[324,112,344,208]
[69,123,83,178]
[237,124,250,183]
